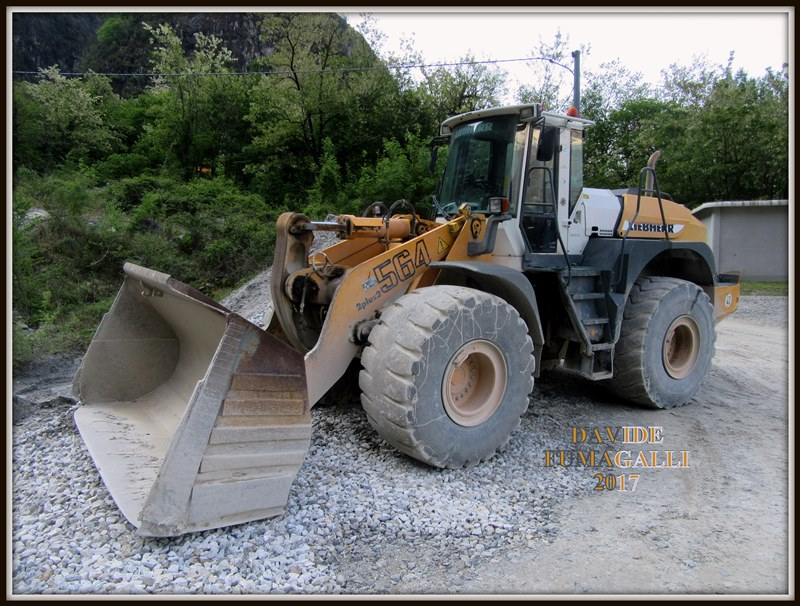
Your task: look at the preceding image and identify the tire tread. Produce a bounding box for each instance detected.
[359,285,534,468]
[609,276,715,408]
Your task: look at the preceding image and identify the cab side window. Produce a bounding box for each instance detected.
[569,129,584,214]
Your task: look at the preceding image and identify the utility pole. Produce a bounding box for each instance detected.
[572,50,581,113]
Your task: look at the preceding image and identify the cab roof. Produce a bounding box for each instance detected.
[440,104,594,136]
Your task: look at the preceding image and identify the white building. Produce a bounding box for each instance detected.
[692,200,789,282]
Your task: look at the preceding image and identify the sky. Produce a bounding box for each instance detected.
[343,8,791,105]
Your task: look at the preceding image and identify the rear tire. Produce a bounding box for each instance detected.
[359,286,534,468]
[609,277,716,408]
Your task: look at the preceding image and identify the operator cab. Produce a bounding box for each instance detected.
[432,104,593,259]
[434,113,522,217]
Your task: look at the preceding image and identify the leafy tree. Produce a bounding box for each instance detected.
[13,67,122,171]
[517,31,588,112]
[139,22,255,179]
[416,53,507,127]
[245,13,406,206]
[304,137,346,217]
[581,53,788,205]
[581,59,655,189]
[750,65,790,198]
[658,54,721,107]
[83,13,160,96]
[581,58,652,123]
[359,28,439,142]
[654,64,789,204]
[584,97,677,191]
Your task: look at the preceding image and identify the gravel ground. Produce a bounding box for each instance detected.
[9,295,788,595]
[10,371,593,594]
[727,295,789,326]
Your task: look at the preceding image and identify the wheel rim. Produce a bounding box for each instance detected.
[663,315,701,379]
[442,340,507,427]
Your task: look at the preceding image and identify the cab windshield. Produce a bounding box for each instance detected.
[438,115,526,216]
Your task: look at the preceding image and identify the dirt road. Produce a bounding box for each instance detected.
[366,314,791,594]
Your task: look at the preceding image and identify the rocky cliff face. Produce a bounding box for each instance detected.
[168,13,273,69]
[11,12,322,95]
[12,12,105,74]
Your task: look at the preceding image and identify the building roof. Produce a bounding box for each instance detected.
[692,200,789,215]
[692,199,788,217]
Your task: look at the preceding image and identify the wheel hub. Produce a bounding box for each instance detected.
[442,340,507,427]
[663,315,701,379]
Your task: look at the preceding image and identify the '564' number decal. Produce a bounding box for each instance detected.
[359,241,432,311]
[374,240,432,292]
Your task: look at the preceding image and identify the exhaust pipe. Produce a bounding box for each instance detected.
[73,263,311,537]
[644,150,662,195]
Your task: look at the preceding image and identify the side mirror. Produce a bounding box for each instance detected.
[429,135,450,175]
[536,125,558,162]
[428,147,438,175]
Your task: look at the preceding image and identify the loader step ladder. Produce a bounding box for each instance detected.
[559,266,615,380]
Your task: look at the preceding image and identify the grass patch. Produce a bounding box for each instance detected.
[12,296,114,367]
[739,281,788,296]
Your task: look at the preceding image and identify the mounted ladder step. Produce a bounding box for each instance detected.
[564,266,602,278]
[582,317,610,326]
[559,265,615,380]
[571,292,605,301]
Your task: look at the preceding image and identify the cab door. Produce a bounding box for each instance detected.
[520,124,559,253]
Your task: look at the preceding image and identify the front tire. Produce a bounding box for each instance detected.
[609,277,716,408]
[359,286,535,468]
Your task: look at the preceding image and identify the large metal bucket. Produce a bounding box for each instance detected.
[72,263,311,537]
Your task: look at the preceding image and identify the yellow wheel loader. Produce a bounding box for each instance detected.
[73,103,740,536]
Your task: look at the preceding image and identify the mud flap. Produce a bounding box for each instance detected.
[72,263,311,537]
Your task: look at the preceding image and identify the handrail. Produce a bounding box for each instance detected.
[615,165,670,289]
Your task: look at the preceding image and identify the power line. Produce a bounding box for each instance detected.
[12,55,574,79]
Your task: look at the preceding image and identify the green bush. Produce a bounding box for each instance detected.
[12,169,113,324]
[12,296,116,367]
[95,152,152,183]
[127,231,188,277]
[120,176,279,292]
[12,322,36,367]
[350,134,440,218]
[96,13,127,45]
[108,174,176,212]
